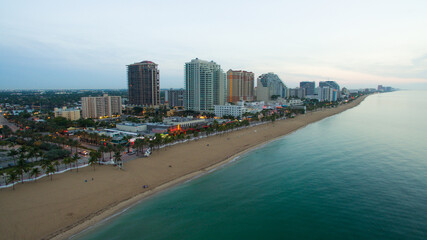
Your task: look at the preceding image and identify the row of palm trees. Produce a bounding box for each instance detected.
[3,151,83,190]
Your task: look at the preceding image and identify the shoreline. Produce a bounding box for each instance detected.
[0,95,368,240]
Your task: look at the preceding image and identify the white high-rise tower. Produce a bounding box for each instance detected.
[184,58,226,111]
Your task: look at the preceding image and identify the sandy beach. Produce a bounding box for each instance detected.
[0,95,367,240]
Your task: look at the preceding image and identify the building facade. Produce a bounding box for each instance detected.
[318,87,338,101]
[167,88,185,107]
[81,94,122,119]
[54,107,81,121]
[226,70,254,103]
[300,81,315,95]
[127,61,160,107]
[319,81,340,92]
[184,58,226,111]
[214,104,246,118]
[289,88,306,99]
[256,73,287,102]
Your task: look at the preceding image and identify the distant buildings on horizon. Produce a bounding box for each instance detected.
[123,58,395,112]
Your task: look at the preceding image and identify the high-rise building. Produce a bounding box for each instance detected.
[81,94,122,119]
[226,70,254,103]
[289,88,306,99]
[319,81,340,91]
[184,58,226,111]
[256,73,287,102]
[167,88,185,107]
[318,87,338,101]
[300,81,315,95]
[127,61,160,107]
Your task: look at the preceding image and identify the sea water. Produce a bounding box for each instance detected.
[75,91,427,240]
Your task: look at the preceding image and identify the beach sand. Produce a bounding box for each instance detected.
[0,96,367,240]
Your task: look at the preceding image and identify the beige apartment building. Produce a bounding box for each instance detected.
[54,107,81,121]
[81,94,122,119]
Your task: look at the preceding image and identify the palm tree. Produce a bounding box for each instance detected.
[96,149,103,164]
[41,159,51,172]
[26,147,35,163]
[54,160,60,172]
[67,139,74,153]
[98,145,106,161]
[88,152,97,171]
[72,139,80,154]
[7,170,19,190]
[63,157,72,170]
[114,151,122,169]
[30,167,40,182]
[134,138,145,156]
[122,135,132,153]
[7,149,19,166]
[7,140,16,149]
[16,157,28,183]
[72,153,80,172]
[46,164,55,181]
[35,150,43,163]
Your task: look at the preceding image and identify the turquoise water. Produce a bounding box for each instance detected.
[76,91,427,240]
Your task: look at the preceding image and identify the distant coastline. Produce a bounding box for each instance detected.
[0,95,368,240]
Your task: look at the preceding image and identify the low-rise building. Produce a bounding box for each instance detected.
[214,104,246,118]
[116,122,147,132]
[163,117,207,128]
[54,107,81,121]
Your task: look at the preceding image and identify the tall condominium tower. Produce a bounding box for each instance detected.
[319,81,340,100]
[127,61,160,107]
[256,73,287,102]
[300,81,315,95]
[81,94,122,119]
[184,58,226,111]
[226,70,254,103]
[319,81,340,91]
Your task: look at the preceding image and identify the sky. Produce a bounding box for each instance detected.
[1,0,427,90]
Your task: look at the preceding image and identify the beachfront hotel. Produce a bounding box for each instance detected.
[81,94,122,119]
[127,61,160,107]
[256,73,287,102]
[226,70,255,103]
[184,58,226,111]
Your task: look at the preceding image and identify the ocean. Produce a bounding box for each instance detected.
[75,91,427,240]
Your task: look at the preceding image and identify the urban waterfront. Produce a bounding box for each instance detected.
[75,91,427,240]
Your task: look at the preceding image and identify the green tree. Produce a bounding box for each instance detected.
[30,167,40,182]
[63,157,72,170]
[114,151,122,169]
[72,153,80,172]
[54,160,60,172]
[46,164,55,181]
[88,152,97,171]
[7,170,19,190]
[16,157,29,183]
[7,149,19,166]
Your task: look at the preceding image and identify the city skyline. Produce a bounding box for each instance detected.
[1,0,426,90]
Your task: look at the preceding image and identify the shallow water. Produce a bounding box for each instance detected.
[76,91,427,240]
